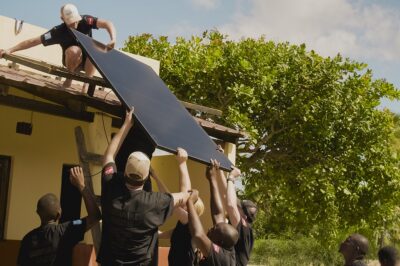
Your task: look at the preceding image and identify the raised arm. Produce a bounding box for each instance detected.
[187,190,212,257]
[96,18,116,49]
[70,166,101,231]
[177,148,191,192]
[103,107,134,167]
[207,159,225,225]
[0,36,42,58]
[226,167,241,227]
[215,145,228,211]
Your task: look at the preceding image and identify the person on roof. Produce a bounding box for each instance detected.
[0,3,116,93]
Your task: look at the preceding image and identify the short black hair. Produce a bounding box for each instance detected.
[211,223,239,249]
[379,246,399,266]
[36,193,61,222]
[240,200,257,223]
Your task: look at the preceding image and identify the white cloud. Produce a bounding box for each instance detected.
[220,0,400,62]
[190,0,220,10]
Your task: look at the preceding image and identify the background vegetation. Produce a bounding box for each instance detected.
[123,31,400,264]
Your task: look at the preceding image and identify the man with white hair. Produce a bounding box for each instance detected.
[98,107,194,266]
[0,3,116,92]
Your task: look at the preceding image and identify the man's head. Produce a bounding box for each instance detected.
[207,222,239,249]
[60,4,82,27]
[124,151,150,187]
[379,246,400,266]
[237,199,257,224]
[339,233,369,261]
[36,193,61,223]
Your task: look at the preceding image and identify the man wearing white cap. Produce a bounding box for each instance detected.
[98,107,194,266]
[0,3,116,92]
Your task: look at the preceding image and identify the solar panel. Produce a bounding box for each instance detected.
[71,29,233,171]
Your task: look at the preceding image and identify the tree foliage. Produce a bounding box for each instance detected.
[123,31,400,244]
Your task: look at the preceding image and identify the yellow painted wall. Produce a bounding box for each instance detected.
[0,104,88,239]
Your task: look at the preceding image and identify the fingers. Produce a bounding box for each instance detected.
[70,166,83,177]
[217,145,224,153]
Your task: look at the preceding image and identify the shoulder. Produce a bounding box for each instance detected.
[102,162,117,175]
[81,15,97,27]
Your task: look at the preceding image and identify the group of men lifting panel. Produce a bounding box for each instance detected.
[2,5,257,265]
[3,4,399,266]
[16,106,257,266]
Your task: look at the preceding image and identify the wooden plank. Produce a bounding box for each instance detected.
[2,54,223,116]
[180,100,223,116]
[0,77,123,118]
[0,95,94,122]
[3,54,109,88]
[74,127,102,253]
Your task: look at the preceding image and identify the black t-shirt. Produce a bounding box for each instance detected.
[98,162,174,265]
[17,219,86,266]
[168,221,195,266]
[234,218,254,266]
[199,243,236,266]
[347,260,367,266]
[41,15,98,52]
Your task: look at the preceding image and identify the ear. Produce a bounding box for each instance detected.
[56,208,62,221]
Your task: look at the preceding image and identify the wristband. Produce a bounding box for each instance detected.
[227,177,235,183]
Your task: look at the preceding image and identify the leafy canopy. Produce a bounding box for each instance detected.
[123,31,400,244]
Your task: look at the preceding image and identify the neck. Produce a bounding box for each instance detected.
[41,220,57,226]
[125,183,143,191]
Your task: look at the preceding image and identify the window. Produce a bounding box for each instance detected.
[59,164,82,223]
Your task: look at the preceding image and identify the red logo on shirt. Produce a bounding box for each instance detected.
[87,17,94,25]
[212,244,220,253]
[104,166,114,175]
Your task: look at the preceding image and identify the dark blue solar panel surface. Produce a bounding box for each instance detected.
[72,29,233,171]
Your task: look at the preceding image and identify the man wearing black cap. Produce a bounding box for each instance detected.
[339,233,369,266]
[98,107,193,266]
[0,3,116,92]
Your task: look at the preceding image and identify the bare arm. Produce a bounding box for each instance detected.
[207,160,225,225]
[0,36,42,58]
[70,166,101,231]
[176,148,191,192]
[96,19,116,49]
[150,166,170,193]
[174,206,189,224]
[187,191,212,257]
[171,191,191,208]
[215,145,228,211]
[103,108,134,166]
[226,167,241,227]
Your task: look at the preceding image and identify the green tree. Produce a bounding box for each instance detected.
[123,31,400,244]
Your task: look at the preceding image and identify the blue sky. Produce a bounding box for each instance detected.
[2,0,399,113]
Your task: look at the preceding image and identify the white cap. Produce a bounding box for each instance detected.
[61,4,82,25]
[124,152,150,184]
